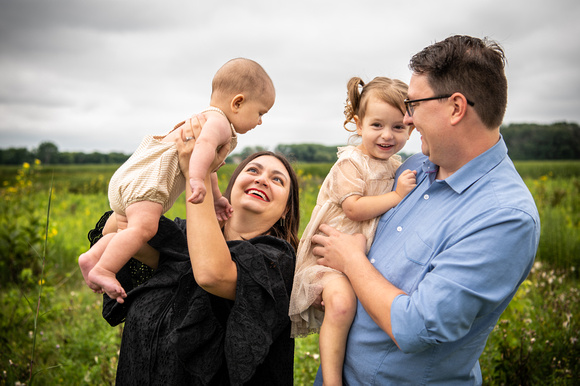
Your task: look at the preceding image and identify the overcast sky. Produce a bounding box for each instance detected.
[1,0,579,156]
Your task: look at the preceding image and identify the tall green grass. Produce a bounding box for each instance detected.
[1,160,579,385]
[513,160,580,179]
[518,162,580,273]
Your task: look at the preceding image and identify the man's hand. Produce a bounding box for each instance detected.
[312,224,367,275]
[313,224,405,343]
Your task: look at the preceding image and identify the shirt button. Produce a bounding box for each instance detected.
[424,194,429,200]
[370,258,376,264]
[397,226,402,232]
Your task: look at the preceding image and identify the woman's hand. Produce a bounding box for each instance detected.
[176,115,201,178]
[177,114,231,178]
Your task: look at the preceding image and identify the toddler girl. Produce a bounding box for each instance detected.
[289,76,416,385]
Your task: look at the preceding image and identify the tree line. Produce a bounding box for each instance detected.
[0,141,130,165]
[1,122,578,165]
[501,121,579,160]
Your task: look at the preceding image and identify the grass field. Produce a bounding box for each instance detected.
[1,159,579,385]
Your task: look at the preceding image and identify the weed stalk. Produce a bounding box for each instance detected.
[29,175,53,384]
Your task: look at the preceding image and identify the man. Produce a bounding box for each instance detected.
[313,35,540,385]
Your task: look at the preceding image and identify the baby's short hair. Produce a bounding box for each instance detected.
[212,58,274,99]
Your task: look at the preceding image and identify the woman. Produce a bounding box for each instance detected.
[88,116,300,385]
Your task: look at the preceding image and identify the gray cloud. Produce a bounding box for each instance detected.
[1,0,579,155]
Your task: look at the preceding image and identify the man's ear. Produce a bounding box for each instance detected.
[231,94,245,111]
[450,93,468,126]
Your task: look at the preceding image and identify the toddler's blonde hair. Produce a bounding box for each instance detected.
[343,76,408,132]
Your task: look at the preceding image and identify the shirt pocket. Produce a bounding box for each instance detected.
[403,232,433,266]
[383,232,433,294]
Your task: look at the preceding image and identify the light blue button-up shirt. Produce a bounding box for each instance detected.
[316,137,540,385]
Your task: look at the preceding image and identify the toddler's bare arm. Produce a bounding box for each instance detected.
[342,170,417,222]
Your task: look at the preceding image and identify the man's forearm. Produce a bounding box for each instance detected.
[344,253,406,345]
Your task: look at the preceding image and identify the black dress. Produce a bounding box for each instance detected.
[89,212,296,385]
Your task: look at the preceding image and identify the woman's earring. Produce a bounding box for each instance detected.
[279,217,285,227]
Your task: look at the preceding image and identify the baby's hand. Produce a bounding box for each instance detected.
[395,169,417,199]
[214,196,233,222]
[188,178,207,204]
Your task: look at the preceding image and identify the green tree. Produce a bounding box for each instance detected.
[227,146,268,163]
[108,151,130,164]
[501,122,580,160]
[275,143,339,163]
[35,141,59,164]
[0,147,33,165]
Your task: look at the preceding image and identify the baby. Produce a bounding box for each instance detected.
[79,58,275,303]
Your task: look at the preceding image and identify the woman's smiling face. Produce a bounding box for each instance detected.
[230,155,291,225]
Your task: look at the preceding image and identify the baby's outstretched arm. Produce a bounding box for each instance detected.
[187,112,232,204]
[214,196,233,222]
[211,172,233,222]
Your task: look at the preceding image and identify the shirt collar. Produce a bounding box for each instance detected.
[421,136,508,194]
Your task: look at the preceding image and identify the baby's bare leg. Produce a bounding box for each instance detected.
[78,233,115,293]
[88,201,163,303]
[319,276,357,386]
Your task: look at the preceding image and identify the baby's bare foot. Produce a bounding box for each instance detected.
[88,266,127,303]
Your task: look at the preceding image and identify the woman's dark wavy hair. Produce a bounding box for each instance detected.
[223,151,300,251]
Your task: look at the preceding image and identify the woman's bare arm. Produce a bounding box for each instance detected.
[177,115,237,299]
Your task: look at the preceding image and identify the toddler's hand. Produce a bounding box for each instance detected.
[188,178,207,204]
[214,196,233,222]
[395,169,417,199]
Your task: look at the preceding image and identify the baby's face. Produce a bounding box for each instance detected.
[232,89,275,134]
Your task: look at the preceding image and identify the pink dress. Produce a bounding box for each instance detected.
[288,146,401,337]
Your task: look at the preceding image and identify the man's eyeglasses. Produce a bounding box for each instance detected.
[404,95,475,117]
